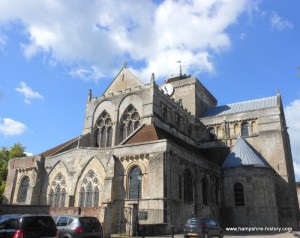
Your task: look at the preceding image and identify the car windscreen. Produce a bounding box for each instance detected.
[187,218,200,225]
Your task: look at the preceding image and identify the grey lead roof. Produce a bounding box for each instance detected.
[203,95,278,117]
[222,136,270,168]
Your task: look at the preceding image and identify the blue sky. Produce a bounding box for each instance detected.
[0,1,300,179]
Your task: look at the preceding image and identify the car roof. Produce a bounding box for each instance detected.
[0,214,52,218]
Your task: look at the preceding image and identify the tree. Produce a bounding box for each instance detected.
[0,143,27,200]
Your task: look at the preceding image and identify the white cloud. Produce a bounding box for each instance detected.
[271,12,293,31]
[15,81,44,104]
[285,99,300,181]
[0,0,253,82]
[70,66,105,82]
[0,118,27,136]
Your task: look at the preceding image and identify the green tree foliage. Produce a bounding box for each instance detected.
[0,143,27,200]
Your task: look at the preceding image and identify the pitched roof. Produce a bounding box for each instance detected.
[40,137,79,157]
[203,95,278,117]
[222,136,270,168]
[103,66,145,96]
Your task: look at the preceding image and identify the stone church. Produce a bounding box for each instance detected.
[4,66,299,236]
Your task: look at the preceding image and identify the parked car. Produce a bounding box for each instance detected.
[183,217,223,238]
[53,215,102,238]
[0,214,58,238]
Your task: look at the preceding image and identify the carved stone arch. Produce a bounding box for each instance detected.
[93,99,116,126]
[48,160,69,176]
[47,160,70,206]
[74,156,106,207]
[118,94,143,119]
[16,174,31,204]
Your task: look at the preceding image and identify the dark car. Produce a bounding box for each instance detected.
[183,217,223,238]
[53,215,102,238]
[0,214,58,238]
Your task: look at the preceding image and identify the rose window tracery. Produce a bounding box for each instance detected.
[48,173,67,208]
[79,169,100,207]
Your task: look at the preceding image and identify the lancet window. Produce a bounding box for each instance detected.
[78,170,100,207]
[184,170,193,203]
[241,122,249,137]
[234,182,245,206]
[120,105,140,142]
[202,177,208,205]
[17,176,30,203]
[129,166,142,199]
[94,111,113,147]
[48,173,67,207]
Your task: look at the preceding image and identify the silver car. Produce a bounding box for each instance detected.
[183,217,223,238]
[53,215,102,238]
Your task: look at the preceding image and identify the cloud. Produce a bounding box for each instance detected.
[0,0,253,82]
[0,118,27,136]
[70,66,105,82]
[15,81,44,104]
[285,99,300,181]
[270,12,293,31]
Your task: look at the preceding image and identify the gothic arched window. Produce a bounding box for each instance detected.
[184,170,193,203]
[60,188,66,207]
[129,166,142,199]
[119,105,140,143]
[17,176,29,203]
[95,111,113,148]
[234,183,245,206]
[241,122,249,137]
[78,170,101,207]
[202,177,208,205]
[49,189,54,206]
[54,184,61,207]
[94,187,100,207]
[79,187,85,207]
[49,173,68,207]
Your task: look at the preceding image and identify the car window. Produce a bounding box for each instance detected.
[68,218,74,225]
[187,218,200,225]
[202,218,217,226]
[79,217,92,227]
[5,219,19,230]
[22,216,56,230]
[57,217,69,226]
[0,217,10,229]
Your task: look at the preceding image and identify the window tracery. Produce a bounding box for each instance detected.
[48,172,67,207]
[120,105,140,142]
[94,111,113,147]
[78,169,100,207]
[17,176,29,203]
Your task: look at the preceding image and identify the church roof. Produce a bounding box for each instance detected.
[222,136,270,168]
[203,95,278,117]
[41,137,79,157]
[103,66,145,96]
